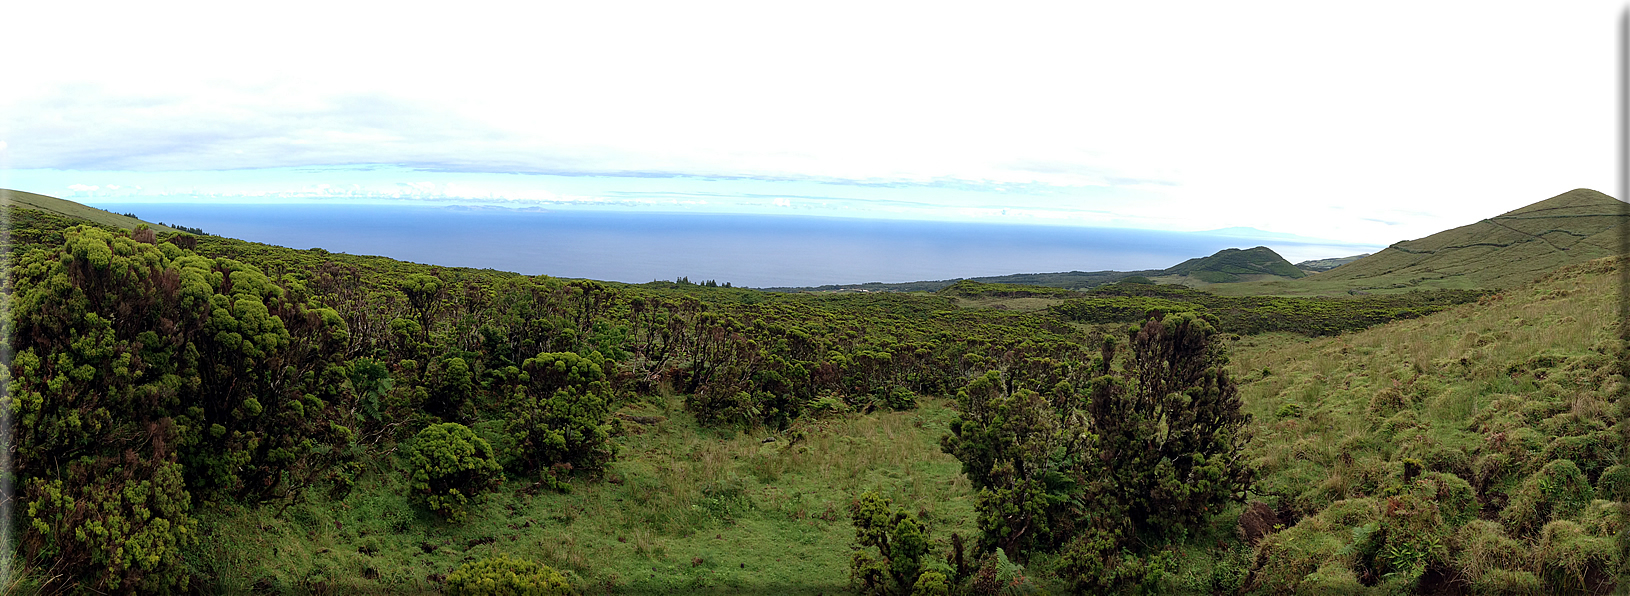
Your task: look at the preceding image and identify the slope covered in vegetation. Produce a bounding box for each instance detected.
[1,192,1626,595]
[1229,255,1627,594]
[1278,188,1625,293]
[1,188,183,233]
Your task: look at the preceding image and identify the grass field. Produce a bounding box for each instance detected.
[186,394,982,594]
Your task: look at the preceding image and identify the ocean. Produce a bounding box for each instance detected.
[93,203,1375,288]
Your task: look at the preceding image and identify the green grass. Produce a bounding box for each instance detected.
[1278,188,1625,294]
[2,188,181,232]
[1221,256,1624,593]
[191,252,1622,593]
[188,396,980,594]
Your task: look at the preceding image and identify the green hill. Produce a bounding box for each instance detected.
[1295,253,1370,272]
[766,246,1305,293]
[1157,245,1306,283]
[1,188,181,233]
[1305,188,1625,290]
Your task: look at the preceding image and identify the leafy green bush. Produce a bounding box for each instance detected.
[850,491,939,595]
[685,388,762,427]
[405,422,504,521]
[508,351,615,478]
[445,553,576,595]
[7,225,358,589]
[9,225,357,504]
[21,454,196,594]
[941,372,1079,556]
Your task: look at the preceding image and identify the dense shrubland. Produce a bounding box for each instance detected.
[1050,281,1484,336]
[2,205,1626,593]
[0,209,1101,591]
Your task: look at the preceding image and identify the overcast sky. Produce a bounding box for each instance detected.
[1,2,1621,245]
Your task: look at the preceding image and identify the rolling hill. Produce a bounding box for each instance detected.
[1303,188,1625,290]
[1295,253,1370,272]
[1152,245,1306,283]
[1,188,182,233]
[772,188,1626,297]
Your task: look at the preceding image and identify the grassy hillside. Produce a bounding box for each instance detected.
[1297,253,1371,273]
[1255,188,1624,295]
[1226,255,1626,593]
[1,188,182,233]
[774,188,1626,298]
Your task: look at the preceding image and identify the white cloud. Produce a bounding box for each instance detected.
[1,1,1618,243]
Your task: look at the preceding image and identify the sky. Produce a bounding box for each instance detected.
[1,2,1622,246]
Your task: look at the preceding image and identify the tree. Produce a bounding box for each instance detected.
[941,371,1086,559]
[1080,313,1253,545]
[399,273,444,344]
[939,312,1254,591]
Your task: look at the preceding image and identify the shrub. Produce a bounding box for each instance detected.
[941,373,1079,556]
[7,226,357,589]
[424,354,476,422]
[405,423,504,521]
[686,388,761,427]
[884,386,918,411]
[1059,530,1178,595]
[910,570,950,595]
[509,352,615,477]
[1274,403,1303,419]
[21,453,196,594]
[850,491,937,595]
[445,554,576,595]
[808,392,854,418]
[9,225,358,504]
